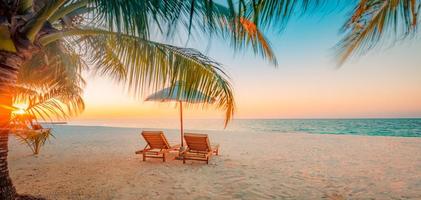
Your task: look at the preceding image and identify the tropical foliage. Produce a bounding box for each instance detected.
[222,0,420,64]
[0,1,278,199]
[0,0,419,199]
[337,0,420,64]
[13,128,54,155]
[13,38,86,120]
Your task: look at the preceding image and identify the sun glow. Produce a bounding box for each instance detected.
[12,104,28,115]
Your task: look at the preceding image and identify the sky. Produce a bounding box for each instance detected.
[72,5,421,124]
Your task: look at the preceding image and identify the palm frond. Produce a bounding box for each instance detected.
[58,28,235,126]
[193,1,278,65]
[90,0,154,37]
[247,0,332,30]
[14,129,54,155]
[30,86,84,120]
[337,0,420,65]
[18,40,86,89]
[24,0,67,42]
[49,0,89,23]
[13,81,85,121]
[88,0,277,65]
[13,40,86,121]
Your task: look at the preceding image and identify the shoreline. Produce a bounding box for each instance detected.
[48,124,421,139]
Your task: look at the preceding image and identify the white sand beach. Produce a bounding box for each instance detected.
[8,125,421,199]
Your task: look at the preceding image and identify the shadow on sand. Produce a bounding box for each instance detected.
[16,194,46,200]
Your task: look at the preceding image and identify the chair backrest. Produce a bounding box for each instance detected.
[141,131,171,149]
[184,133,211,152]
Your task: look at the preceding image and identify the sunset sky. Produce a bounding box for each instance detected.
[73,6,421,123]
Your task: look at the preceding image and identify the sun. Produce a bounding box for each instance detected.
[12,104,28,115]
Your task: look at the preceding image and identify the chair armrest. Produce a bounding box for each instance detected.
[211,144,219,155]
[135,148,152,154]
[170,144,181,150]
[135,144,150,154]
[179,147,190,155]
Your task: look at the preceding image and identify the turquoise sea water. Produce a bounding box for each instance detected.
[66,118,421,137]
[228,118,421,137]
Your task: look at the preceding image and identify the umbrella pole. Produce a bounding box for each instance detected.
[179,101,184,147]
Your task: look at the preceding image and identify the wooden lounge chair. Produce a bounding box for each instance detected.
[182,133,219,164]
[135,131,179,162]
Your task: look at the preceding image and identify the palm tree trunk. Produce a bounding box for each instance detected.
[0,51,24,200]
[0,129,15,200]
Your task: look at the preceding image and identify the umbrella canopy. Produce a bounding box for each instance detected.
[145,82,215,103]
[145,82,215,148]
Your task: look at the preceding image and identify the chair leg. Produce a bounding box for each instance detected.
[163,153,166,162]
[143,152,146,161]
[183,157,186,164]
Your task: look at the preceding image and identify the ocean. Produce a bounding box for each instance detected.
[63,118,421,137]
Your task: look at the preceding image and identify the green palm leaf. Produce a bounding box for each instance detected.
[87,0,277,65]
[13,41,86,121]
[337,0,419,65]
[74,29,235,126]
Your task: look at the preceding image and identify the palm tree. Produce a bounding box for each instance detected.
[10,43,85,155]
[1,14,86,197]
[2,0,417,198]
[0,0,278,199]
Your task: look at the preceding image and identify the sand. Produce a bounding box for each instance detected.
[8,125,421,199]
